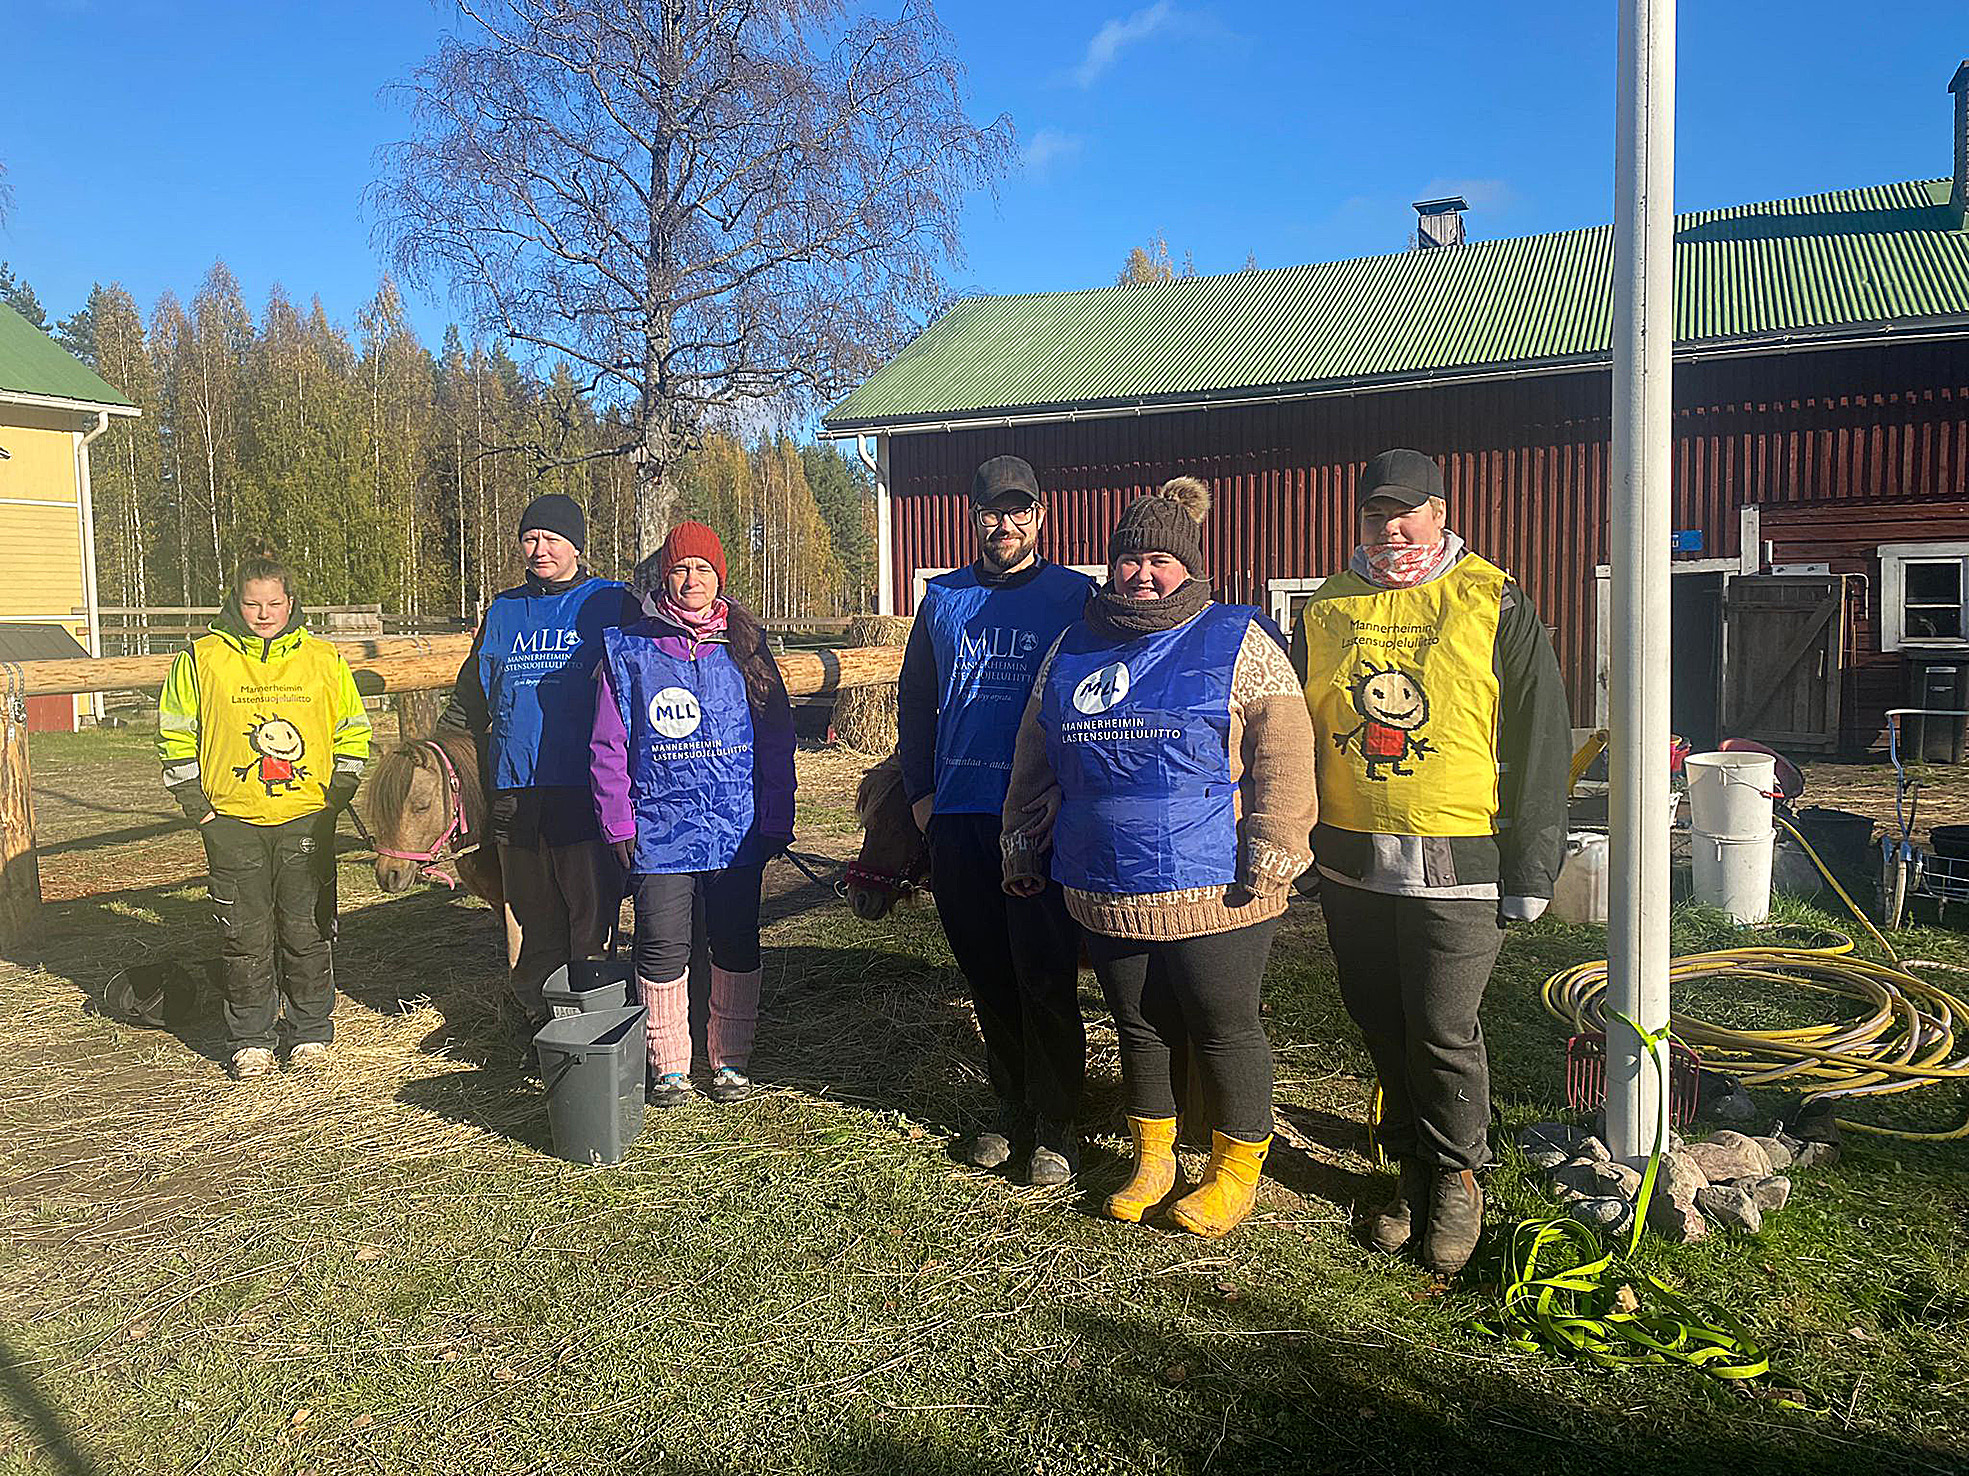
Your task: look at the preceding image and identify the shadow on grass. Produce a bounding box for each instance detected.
[0,1330,108,1476]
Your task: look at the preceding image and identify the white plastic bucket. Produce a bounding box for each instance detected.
[1691,829,1774,924]
[1550,831,1610,925]
[1684,752,1777,841]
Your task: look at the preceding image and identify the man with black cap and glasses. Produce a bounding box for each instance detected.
[1291,448,1571,1275]
[439,493,641,1032]
[897,456,1096,1185]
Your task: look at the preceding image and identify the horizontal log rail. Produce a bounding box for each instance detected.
[8,641,904,701]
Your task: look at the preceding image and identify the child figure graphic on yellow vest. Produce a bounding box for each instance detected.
[1334,664,1434,780]
[157,552,370,1081]
[236,714,310,796]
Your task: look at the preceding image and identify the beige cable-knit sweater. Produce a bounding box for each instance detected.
[1000,610,1317,940]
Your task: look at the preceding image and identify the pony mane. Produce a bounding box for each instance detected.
[364,742,432,826]
[855,751,904,825]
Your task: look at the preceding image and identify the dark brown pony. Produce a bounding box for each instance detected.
[363,729,503,909]
[848,752,930,921]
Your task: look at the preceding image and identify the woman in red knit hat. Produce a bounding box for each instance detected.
[589,521,797,1105]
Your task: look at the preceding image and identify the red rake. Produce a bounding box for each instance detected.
[1565,1032,1704,1127]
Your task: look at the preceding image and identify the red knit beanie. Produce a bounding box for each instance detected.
[657,521,727,586]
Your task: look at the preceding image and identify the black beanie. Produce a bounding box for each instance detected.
[518,493,586,551]
[1107,477,1211,576]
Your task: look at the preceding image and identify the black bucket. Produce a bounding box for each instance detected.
[1790,807,1877,899]
[542,959,634,1020]
[535,1005,647,1165]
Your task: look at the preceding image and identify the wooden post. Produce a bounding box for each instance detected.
[0,668,42,955]
[394,690,444,742]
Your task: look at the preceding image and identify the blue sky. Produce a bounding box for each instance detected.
[2,1,1965,352]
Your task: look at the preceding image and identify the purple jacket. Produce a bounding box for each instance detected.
[591,600,797,865]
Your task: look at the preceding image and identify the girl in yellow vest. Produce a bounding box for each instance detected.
[157,553,371,1079]
[1292,450,1571,1275]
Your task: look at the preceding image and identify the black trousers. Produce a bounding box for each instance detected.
[1084,918,1279,1141]
[927,813,1086,1124]
[629,864,764,980]
[1319,882,1506,1172]
[201,811,338,1053]
[499,836,621,1021]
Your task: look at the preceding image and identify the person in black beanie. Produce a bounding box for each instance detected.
[438,494,641,1028]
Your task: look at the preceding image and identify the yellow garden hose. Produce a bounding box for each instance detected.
[1540,818,1969,1140]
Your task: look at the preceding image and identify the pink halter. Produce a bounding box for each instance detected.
[373,740,479,889]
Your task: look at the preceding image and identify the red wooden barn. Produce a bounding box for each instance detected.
[825,66,1969,755]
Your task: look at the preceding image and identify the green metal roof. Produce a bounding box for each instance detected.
[825,178,1969,431]
[0,300,137,411]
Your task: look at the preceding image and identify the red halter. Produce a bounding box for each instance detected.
[373,740,479,889]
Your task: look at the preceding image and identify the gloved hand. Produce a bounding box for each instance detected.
[910,794,934,835]
[1499,895,1549,924]
[611,839,634,871]
[323,773,360,814]
[763,833,794,858]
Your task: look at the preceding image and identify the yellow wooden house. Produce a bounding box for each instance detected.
[0,300,139,729]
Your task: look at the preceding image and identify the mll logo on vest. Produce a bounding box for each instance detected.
[1072,662,1130,715]
[648,687,704,739]
[511,627,582,654]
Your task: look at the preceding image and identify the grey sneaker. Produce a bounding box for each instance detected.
[649,1072,694,1109]
[230,1047,277,1080]
[707,1066,753,1104]
[1025,1117,1080,1187]
[287,1041,331,1073]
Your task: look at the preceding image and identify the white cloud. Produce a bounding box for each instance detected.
[1073,1,1178,88]
[1023,128,1086,177]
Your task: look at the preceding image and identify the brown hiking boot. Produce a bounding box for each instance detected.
[1361,1159,1429,1254]
[1419,1168,1484,1275]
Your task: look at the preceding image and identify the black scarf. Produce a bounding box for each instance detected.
[1085,576,1212,638]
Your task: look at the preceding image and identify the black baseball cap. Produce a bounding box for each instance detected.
[1356,448,1444,510]
[971,455,1041,507]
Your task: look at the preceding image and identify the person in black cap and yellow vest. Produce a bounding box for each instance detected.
[1291,449,1571,1275]
[896,455,1095,1185]
[439,493,641,1029]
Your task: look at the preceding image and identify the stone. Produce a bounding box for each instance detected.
[1791,1138,1840,1171]
[1683,1130,1772,1184]
[1518,1121,1583,1170]
[1745,1175,1792,1214]
[1649,1197,1709,1242]
[1645,1151,1707,1235]
[1574,1135,1613,1163]
[1569,1197,1634,1235]
[1696,1183,1765,1234]
[1551,1157,1643,1201]
[1752,1135,1793,1172]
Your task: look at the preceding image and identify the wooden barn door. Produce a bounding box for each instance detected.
[1720,575,1847,751]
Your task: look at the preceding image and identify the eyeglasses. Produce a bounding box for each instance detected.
[976,503,1040,528]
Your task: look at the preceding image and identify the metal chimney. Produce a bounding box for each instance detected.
[1413,195,1469,250]
[1950,60,1969,226]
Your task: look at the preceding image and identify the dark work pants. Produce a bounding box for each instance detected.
[201,812,338,1053]
[629,864,764,980]
[1084,918,1279,1141]
[927,813,1086,1125]
[500,837,621,1022]
[1319,882,1506,1172]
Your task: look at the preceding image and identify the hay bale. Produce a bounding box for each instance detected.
[832,614,912,753]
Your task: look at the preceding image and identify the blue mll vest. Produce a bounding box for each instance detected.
[601,628,755,875]
[924,562,1095,815]
[1042,603,1254,895]
[480,577,631,790]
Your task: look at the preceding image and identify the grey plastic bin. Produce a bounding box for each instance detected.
[534,1005,647,1165]
[542,959,635,1019]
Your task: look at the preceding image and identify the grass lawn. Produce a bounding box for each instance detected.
[1,725,1966,1474]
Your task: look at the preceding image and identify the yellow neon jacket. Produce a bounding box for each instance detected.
[157,613,371,826]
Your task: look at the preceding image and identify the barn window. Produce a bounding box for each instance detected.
[1267,577,1328,634]
[1879,543,1969,651]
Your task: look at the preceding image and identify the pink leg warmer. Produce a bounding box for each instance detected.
[637,972,691,1078]
[707,966,762,1072]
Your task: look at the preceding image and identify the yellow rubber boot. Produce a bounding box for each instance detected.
[1104,1115,1179,1223]
[1167,1132,1272,1239]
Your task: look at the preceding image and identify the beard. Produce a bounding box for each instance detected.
[979,528,1037,571]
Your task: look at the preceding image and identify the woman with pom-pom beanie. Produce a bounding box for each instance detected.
[1000,478,1317,1237]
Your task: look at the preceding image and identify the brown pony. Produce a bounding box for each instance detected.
[848,752,931,921]
[363,730,503,909]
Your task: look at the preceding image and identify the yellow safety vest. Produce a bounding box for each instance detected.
[1300,555,1507,837]
[176,628,355,825]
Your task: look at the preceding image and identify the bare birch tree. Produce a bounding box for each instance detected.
[372,0,1011,553]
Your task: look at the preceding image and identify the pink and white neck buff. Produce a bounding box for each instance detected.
[1355,532,1462,589]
